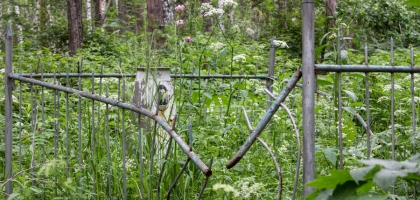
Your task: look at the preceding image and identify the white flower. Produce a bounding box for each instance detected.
[221,0,238,8]
[252,56,263,61]
[272,40,289,48]
[383,84,402,91]
[245,28,256,37]
[378,96,389,103]
[212,183,239,197]
[200,3,224,17]
[233,54,246,62]
[209,42,225,51]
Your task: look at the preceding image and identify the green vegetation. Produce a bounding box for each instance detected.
[0,0,420,199]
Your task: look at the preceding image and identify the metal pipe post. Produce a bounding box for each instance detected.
[4,24,13,198]
[267,42,275,110]
[302,0,315,197]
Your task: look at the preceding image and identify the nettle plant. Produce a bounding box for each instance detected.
[306,154,420,200]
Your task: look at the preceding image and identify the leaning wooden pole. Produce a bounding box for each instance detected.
[302,0,315,198]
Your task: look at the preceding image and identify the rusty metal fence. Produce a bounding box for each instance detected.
[3,15,420,199]
[2,26,277,199]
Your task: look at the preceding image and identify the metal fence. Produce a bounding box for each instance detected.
[2,25,277,199]
[3,12,420,199]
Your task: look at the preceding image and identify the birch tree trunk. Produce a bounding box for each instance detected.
[34,0,40,31]
[218,0,224,30]
[14,5,23,44]
[67,0,83,56]
[86,0,92,32]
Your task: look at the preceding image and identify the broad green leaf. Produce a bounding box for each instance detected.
[204,92,212,99]
[360,159,403,170]
[349,102,363,107]
[343,107,357,116]
[315,189,333,200]
[315,44,329,59]
[332,180,367,199]
[350,165,379,184]
[372,169,406,191]
[306,170,353,189]
[323,148,337,165]
[343,90,357,102]
[317,79,333,86]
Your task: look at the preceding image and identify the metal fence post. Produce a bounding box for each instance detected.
[266,42,275,110]
[4,24,14,197]
[302,0,315,198]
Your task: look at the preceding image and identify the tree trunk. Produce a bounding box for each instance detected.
[33,0,40,31]
[326,0,336,29]
[147,0,173,47]
[14,5,23,44]
[93,0,103,27]
[86,0,92,32]
[67,0,83,56]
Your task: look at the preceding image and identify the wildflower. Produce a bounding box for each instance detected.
[176,20,184,27]
[245,28,256,37]
[209,42,225,51]
[233,54,246,62]
[221,0,238,8]
[175,5,185,12]
[272,40,289,48]
[184,36,192,43]
[200,3,224,17]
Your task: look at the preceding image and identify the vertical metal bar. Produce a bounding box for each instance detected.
[365,44,371,159]
[105,84,112,199]
[98,65,103,136]
[157,115,176,200]
[40,62,46,200]
[91,71,96,198]
[18,59,22,183]
[137,88,145,200]
[411,48,417,200]
[267,42,275,110]
[390,37,395,194]
[149,83,161,200]
[29,67,36,191]
[122,79,127,200]
[4,24,13,197]
[337,31,343,170]
[302,0,315,197]
[53,71,58,196]
[77,61,83,192]
[65,66,69,178]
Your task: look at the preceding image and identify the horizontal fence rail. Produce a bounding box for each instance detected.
[18,73,275,79]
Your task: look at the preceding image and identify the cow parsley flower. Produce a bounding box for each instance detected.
[233,54,246,62]
[200,3,224,17]
[272,40,289,48]
[221,0,238,8]
[209,42,225,51]
[245,28,256,37]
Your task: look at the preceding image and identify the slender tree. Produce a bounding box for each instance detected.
[67,0,83,55]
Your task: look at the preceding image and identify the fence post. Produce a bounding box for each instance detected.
[4,24,14,197]
[302,0,315,198]
[266,42,275,110]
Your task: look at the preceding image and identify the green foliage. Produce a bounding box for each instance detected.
[307,154,420,199]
